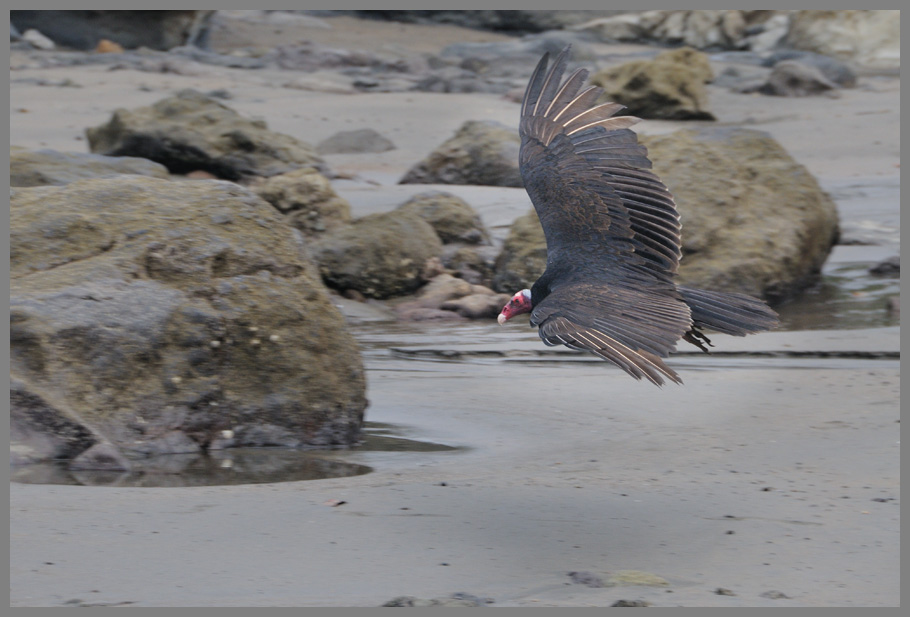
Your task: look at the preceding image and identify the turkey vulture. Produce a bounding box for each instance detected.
[497,47,779,385]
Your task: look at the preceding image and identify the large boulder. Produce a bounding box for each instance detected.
[644,128,839,301]
[86,89,325,180]
[396,191,491,245]
[310,210,443,299]
[251,167,351,236]
[784,10,900,72]
[589,47,716,121]
[10,147,170,187]
[10,10,214,51]
[492,128,839,303]
[10,176,367,466]
[399,120,522,187]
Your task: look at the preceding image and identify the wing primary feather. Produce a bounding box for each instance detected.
[532,47,571,116]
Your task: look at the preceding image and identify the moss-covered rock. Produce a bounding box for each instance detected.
[492,127,839,303]
[310,210,443,299]
[396,191,490,244]
[10,147,169,187]
[590,47,716,121]
[252,167,352,236]
[10,176,366,464]
[86,89,325,180]
[399,120,522,187]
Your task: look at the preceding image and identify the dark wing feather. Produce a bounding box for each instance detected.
[519,47,683,279]
[531,280,691,386]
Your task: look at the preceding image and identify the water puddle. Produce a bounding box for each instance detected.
[10,422,460,488]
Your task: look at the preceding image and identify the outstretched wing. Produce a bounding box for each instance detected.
[519,47,682,280]
[531,277,692,386]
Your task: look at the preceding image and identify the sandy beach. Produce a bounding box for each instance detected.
[9,13,900,607]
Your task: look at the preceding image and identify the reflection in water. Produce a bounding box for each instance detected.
[10,423,461,488]
[775,263,900,331]
[10,450,372,488]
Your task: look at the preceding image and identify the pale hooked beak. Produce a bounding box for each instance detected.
[497,313,507,325]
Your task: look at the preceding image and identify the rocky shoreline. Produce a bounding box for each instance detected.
[9,11,900,607]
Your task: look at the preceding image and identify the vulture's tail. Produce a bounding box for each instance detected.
[678,286,780,352]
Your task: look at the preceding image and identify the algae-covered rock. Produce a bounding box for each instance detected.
[86,89,325,180]
[10,176,366,464]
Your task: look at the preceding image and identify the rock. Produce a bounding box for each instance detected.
[68,442,132,472]
[869,256,899,276]
[381,592,490,607]
[10,147,170,187]
[21,28,55,50]
[491,210,548,294]
[251,167,351,236]
[316,128,395,154]
[393,274,505,320]
[754,60,841,97]
[762,50,857,87]
[644,127,839,302]
[310,210,443,299]
[440,293,510,319]
[590,47,716,121]
[612,600,651,607]
[404,273,475,309]
[493,128,839,303]
[568,571,607,588]
[785,10,900,72]
[10,176,367,463]
[356,10,626,33]
[760,590,790,600]
[440,244,499,286]
[575,10,779,50]
[399,120,522,187]
[85,89,325,180]
[94,39,124,54]
[396,191,491,244]
[10,10,214,51]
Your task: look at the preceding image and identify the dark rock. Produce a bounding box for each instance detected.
[310,210,443,299]
[85,89,325,180]
[400,120,522,187]
[10,147,169,187]
[441,244,499,286]
[9,10,214,51]
[590,47,717,121]
[612,600,651,607]
[251,167,351,236]
[355,10,625,33]
[568,571,607,588]
[749,60,841,97]
[316,128,395,155]
[869,256,899,276]
[10,176,367,463]
[381,593,489,607]
[397,191,491,244]
[68,442,132,472]
[762,50,857,87]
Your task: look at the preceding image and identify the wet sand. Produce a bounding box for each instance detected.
[9,13,900,607]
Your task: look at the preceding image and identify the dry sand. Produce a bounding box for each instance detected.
[9,13,900,607]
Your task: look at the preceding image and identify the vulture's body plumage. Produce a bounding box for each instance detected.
[497,47,779,385]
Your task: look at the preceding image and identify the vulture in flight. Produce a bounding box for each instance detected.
[498,47,779,385]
